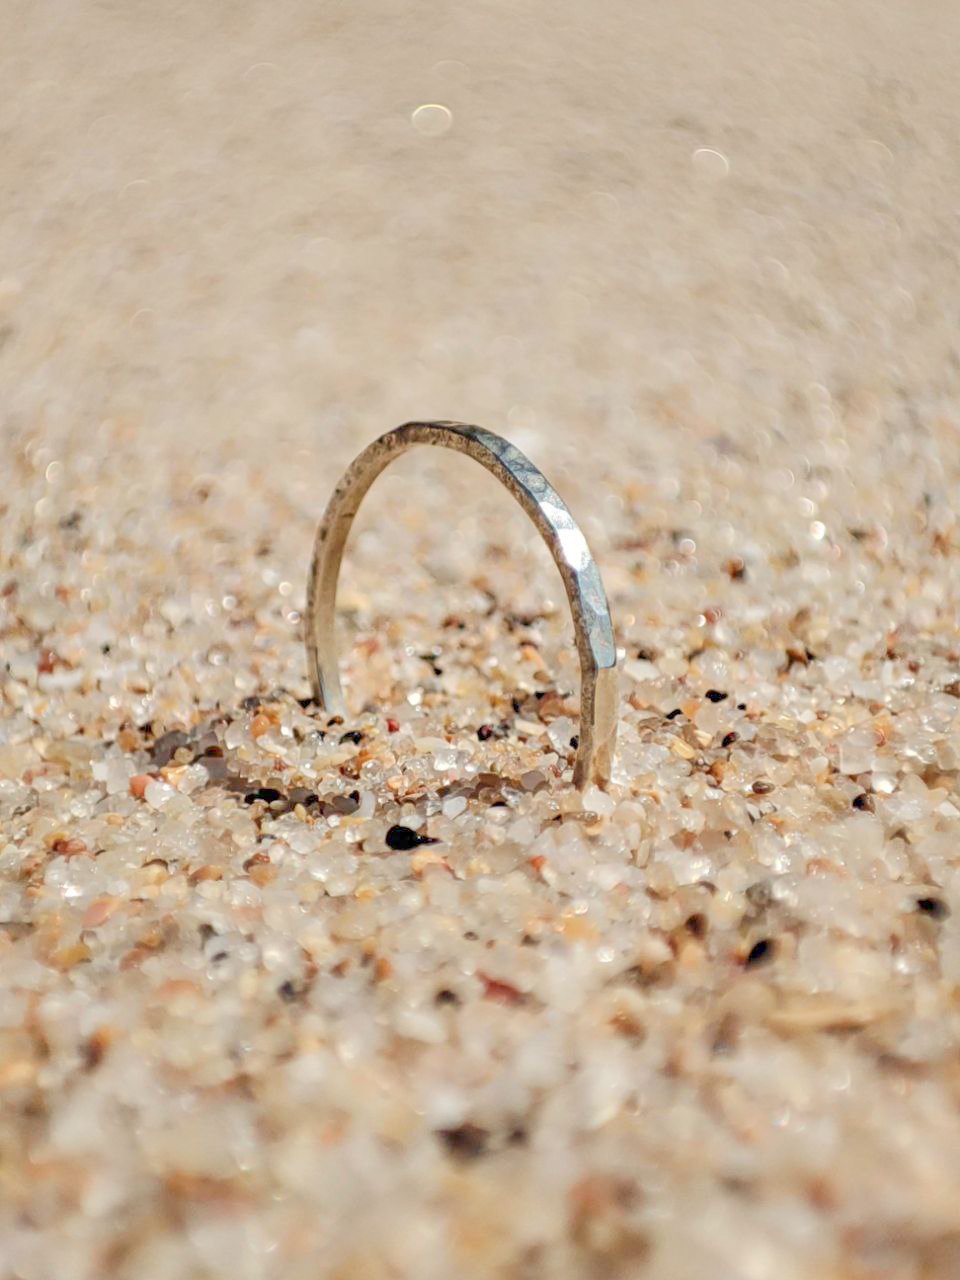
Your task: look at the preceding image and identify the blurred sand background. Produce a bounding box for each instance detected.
[4,0,959,463]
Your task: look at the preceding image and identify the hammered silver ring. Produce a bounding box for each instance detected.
[305,421,618,788]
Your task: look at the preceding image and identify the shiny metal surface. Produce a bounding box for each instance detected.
[306,421,618,788]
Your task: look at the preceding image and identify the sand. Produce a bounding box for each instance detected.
[2,1,960,1276]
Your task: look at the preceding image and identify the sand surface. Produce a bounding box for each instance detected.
[3,2,960,1277]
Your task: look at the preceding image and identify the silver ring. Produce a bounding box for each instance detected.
[305,421,618,788]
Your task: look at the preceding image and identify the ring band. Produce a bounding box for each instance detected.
[305,421,618,788]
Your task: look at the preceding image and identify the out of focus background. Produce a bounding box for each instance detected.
[3,2,960,1278]
[5,0,959,463]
